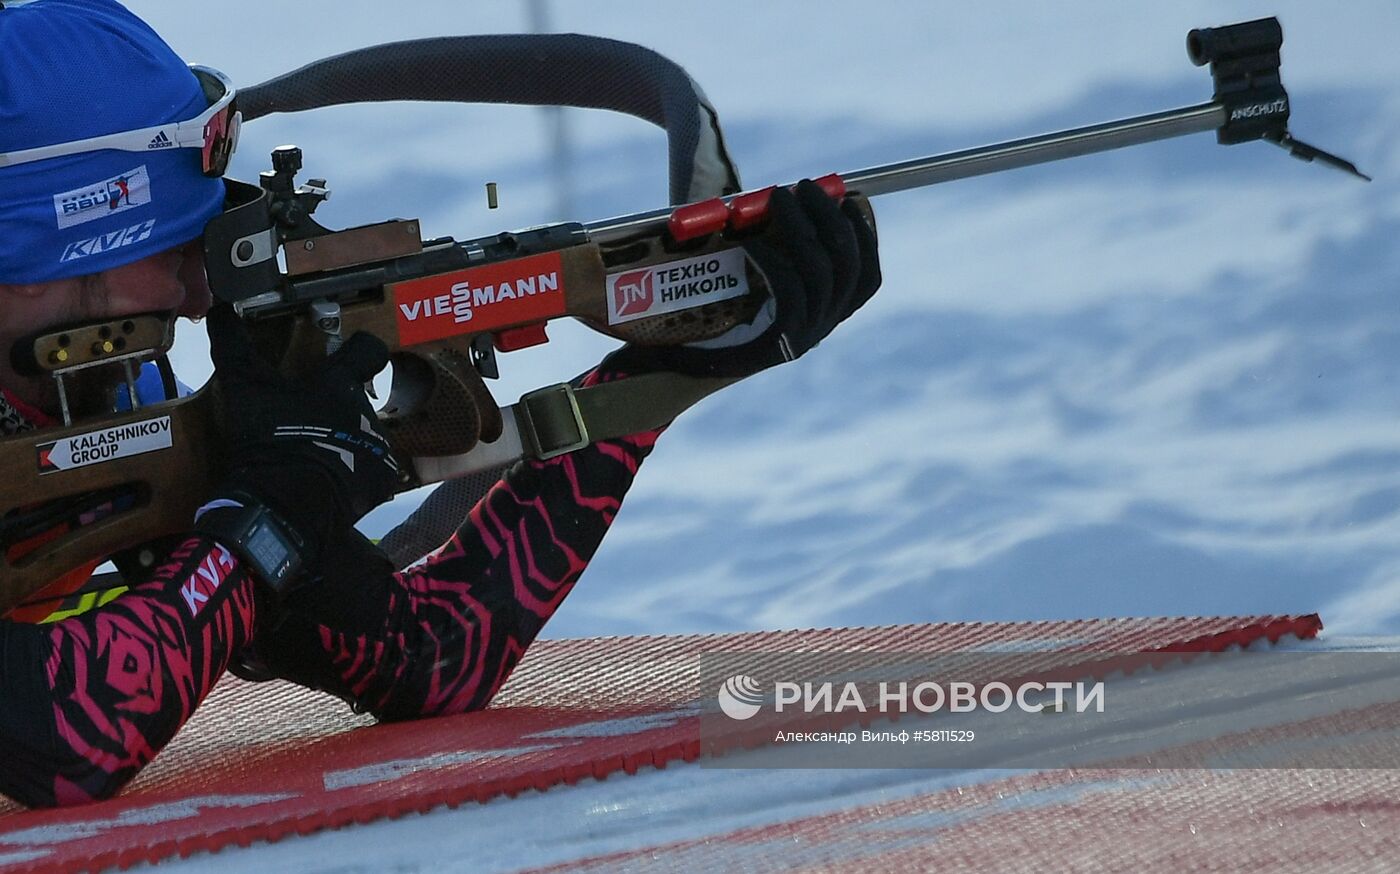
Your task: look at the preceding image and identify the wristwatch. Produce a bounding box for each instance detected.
[194,497,304,595]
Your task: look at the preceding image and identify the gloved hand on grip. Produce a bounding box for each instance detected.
[603,179,882,379]
[201,305,401,576]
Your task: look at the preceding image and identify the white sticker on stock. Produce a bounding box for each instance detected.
[605,247,750,325]
[38,416,173,474]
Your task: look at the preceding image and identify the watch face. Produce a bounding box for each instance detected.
[247,519,293,578]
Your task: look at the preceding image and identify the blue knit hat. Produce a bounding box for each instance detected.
[0,0,226,285]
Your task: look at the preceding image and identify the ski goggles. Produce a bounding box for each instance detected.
[0,65,240,178]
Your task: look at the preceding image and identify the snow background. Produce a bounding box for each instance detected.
[128,0,1400,638]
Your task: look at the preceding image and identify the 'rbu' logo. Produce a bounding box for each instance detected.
[611,269,654,318]
[53,165,152,229]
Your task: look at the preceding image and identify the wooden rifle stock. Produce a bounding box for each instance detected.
[0,213,792,613]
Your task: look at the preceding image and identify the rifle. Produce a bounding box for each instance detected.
[0,18,1366,614]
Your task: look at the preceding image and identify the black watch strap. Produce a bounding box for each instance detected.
[193,496,304,595]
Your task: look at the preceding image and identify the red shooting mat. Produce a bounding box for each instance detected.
[0,615,1320,873]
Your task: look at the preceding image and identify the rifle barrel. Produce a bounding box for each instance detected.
[844,101,1225,196]
[584,101,1227,244]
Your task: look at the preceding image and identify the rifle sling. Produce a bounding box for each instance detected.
[409,371,737,485]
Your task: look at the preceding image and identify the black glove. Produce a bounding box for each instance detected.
[603,179,881,378]
[203,305,401,570]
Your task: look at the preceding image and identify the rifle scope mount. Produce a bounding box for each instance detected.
[1188,18,1369,179]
